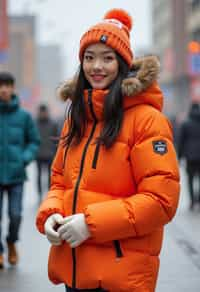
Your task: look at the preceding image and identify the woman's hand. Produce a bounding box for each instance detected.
[44,213,64,246]
[57,214,91,248]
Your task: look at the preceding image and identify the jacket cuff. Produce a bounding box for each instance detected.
[36,208,65,234]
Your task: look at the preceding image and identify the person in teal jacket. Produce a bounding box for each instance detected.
[0,72,40,268]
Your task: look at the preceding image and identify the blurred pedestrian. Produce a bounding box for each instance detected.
[178,102,200,210]
[0,72,40,269]
[168,114,179,151]
[36,104,58,200]
[36,9,180,292]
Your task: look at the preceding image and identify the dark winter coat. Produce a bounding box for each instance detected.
[36,117,58,161]
[0,95,40,185]
[178,106,200,161]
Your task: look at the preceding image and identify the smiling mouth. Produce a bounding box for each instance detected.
[91,75,106,81]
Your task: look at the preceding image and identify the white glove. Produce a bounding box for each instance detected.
[57,213,91,248]
[44,213,64,246]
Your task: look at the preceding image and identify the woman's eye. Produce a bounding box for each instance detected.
[104,56,114,62]
[84,55,93,61]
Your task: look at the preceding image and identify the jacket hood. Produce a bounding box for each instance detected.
[58,56,163,115]
[0,94,19,112]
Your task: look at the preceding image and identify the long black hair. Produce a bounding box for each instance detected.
[64,53,129,148]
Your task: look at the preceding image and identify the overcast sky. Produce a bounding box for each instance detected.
[9,0,152,76]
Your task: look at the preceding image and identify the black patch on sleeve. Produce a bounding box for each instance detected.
[152,140,168,155]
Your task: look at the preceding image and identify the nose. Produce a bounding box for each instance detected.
[93,58,103,71]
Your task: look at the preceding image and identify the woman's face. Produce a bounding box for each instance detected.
[83,43,119,90]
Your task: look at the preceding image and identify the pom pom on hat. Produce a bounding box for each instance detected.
[104,8,133,31]
[79,8,134,67]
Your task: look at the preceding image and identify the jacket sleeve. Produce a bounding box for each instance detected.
[36,121,68,234]
[23,113,40,165]
[84,110,180,242]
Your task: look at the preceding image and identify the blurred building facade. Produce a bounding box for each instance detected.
[0,13,39,112]
[7,15,36,90]
[0,6,65,117]
[188,0,200,105]
[36,44,64,118]
[152,0,200,117]
[0,0,8,55]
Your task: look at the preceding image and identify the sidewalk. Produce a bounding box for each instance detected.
[157,164,200,292]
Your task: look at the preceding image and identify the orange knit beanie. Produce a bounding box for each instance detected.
[79,8,133,67]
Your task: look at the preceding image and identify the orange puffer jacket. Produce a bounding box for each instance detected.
[36,56,180,292]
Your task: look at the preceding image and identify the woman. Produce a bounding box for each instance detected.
[36,9,180,292]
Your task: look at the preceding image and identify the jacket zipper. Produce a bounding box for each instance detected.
[92,142,101,169]
[62,145,69,170]
[72,89,97,288]
[114,240,123,258]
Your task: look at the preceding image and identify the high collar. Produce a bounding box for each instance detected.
[0,95,19,112]
[58,56,163,121]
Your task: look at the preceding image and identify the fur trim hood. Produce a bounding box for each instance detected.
[58,56,160,101]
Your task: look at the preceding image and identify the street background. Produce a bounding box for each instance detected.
[0,0,200,291]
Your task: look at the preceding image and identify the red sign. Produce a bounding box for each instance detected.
[0,0,8,50]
